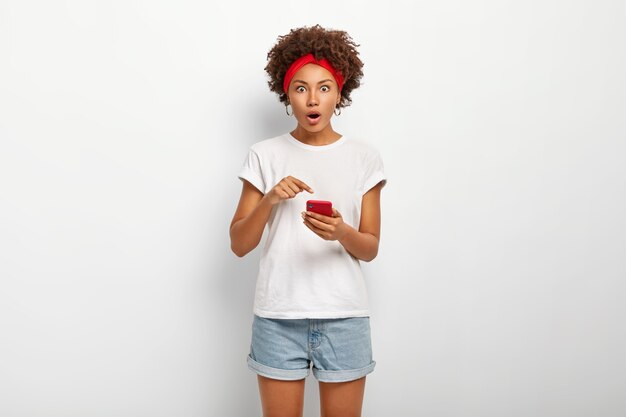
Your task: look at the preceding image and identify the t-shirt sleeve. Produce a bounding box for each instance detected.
[362,151,387,195]
[237,148,265,194]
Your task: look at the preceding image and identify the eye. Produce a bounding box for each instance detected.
[296,86,305,92]
[321,85,330,92]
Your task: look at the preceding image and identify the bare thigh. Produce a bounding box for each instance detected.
[319,376,366,417]
[257,374,306,417]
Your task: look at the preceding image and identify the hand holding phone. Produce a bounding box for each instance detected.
[303,200,348,241]
[306,200,333,217]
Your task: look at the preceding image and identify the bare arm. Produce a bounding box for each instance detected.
[337,225,379,262]
[338,181,383,262]
[229,182,273,257]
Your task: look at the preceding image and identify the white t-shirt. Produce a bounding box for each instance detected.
[237,132,387,319]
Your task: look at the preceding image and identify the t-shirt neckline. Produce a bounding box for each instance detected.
[283,132,347,151]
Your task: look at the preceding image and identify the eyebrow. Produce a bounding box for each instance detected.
[293,79,333,85]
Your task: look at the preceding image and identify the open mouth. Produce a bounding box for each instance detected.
[306,112,321,119]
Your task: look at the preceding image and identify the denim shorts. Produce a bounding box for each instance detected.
[247,314,376,383]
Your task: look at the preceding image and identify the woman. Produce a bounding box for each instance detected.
[230,24,387,417]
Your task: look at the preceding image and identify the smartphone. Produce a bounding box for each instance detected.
[306,200,333,216]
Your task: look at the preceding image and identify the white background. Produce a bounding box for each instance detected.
[1,1,625,416]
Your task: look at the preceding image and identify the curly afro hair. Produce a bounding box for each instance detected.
[264,24,364,109]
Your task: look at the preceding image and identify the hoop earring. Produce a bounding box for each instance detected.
[285,103,292,116]
[334,106,341,116]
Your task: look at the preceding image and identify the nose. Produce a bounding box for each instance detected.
[307,91,319,106]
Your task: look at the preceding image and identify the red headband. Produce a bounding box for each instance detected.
[283,53,344,94]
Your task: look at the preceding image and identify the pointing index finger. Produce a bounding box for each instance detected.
[294,178,314,193]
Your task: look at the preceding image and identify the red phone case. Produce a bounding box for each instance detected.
[306,200,333,217]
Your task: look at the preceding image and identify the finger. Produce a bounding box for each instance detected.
[291,177,314,193]
[305,210,331,222]
[304,210,326,220]
[281,179,300,196]
[331,208,341,217]
[279,184,296,198]
[303,218,325,236]
[304,214,331,231]
[279,179,300,197]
